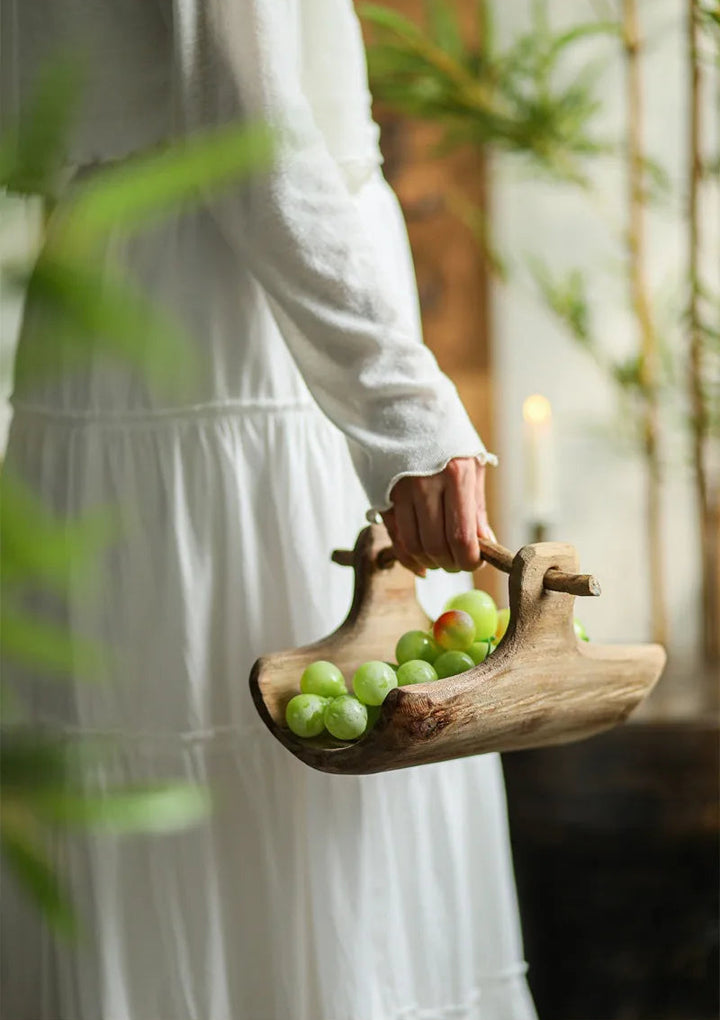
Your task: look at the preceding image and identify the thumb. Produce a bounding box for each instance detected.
[477,508,497,545]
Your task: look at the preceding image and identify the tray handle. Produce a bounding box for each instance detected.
[332,538,601,598]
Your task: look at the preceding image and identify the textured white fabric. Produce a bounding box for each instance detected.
[1,0,496,512]
[173,0,498,511]
[1,2,535,1019]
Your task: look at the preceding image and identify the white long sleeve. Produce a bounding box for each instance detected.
[1,0,495,510]
[177,0,495,512]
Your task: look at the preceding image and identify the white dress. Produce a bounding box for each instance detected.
[1,1,537,1018]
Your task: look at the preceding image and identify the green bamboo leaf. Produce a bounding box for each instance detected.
[640,155,672,205]
[699,3,720,33]
[612,355,644,391]
[0,605,106,678]
[59,123,274,244]
[531,0,551,40]
[0,57,85,197]
[365,1,609,186]
[1,730,115,788]
[699,320,720,344]
[28,784,212,833]
[546,20,623,64]
[1,731,76,790]
[0,682,26,724]
[444,188,508,280]
[11,253,200,400]
[1,472,117,593]
[1,822,77,935]
[423,0,464,60]
[477,0,495,62]
[530,259,594,347]
[361,4,426,43]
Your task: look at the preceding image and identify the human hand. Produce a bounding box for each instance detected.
[380,457,496,577]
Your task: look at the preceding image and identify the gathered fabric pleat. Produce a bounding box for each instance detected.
[1,66,536,1019]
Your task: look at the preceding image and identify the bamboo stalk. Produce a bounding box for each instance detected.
[621,0,668,647]
[687,0,720,667]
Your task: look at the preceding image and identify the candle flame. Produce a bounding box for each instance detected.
[523,394,552,425]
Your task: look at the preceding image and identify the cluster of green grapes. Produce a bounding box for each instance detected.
[284,589,590,743]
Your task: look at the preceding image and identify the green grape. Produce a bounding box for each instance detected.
[574,619,590,642]
[444,590,498,642]
[300,660,347,698]
[495,607,510,643]
[285,694,329,738]
[434,650,475,679]
[352,661,398,706]
[395,630,441,665]
[384,662,399,672]
[324,695,368,741]
[468,640,493,665]
[397,659,439,686]
[433,610,476,651]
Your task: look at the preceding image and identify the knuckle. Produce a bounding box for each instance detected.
[414,474,435,493]
[450,526,473,549]
[456,538,480,571]
[444,458,464,480]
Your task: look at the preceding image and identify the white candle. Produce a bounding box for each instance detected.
[522,394,555,523]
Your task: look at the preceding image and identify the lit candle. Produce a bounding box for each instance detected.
[522,394,555,524]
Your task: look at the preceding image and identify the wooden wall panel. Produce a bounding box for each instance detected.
[360,1,501,597]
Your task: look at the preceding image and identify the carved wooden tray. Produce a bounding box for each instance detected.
[249,524,666,774]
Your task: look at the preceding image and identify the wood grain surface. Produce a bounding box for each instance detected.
[249,524,666,774]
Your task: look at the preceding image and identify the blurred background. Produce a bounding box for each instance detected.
[1,1,718,1018]
[359,2,719,1017]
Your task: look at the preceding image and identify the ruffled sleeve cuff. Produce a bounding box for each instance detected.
[346,382,498,517]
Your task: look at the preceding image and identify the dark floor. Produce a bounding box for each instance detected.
[502,719,719,1020]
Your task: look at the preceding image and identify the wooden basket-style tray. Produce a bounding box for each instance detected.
[249,524,666,775]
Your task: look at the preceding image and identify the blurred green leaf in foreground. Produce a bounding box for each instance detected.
[1,59,273,934]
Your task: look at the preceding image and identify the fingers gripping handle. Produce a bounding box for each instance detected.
[332,537,601,598]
